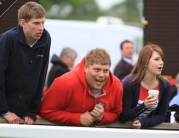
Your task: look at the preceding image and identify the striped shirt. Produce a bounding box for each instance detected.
[135,85,159,120]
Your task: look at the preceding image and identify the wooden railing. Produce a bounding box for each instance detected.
[0,116,178,130]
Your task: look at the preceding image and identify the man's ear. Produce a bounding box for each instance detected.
[19,19,26,27]
[84,64,88,73]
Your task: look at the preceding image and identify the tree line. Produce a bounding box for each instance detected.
[40,0,143,23]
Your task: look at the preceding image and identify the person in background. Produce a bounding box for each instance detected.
[46,47,77,88]
[169,73,179,106]
[0,1,51,124]
[119,43,171,129]
[113,40,135,81]
[40,48,123,126]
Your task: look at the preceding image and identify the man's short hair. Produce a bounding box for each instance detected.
[18,1,46,22]
[120,40,133,50]
[85,48,111,66]
[60,47,77,59]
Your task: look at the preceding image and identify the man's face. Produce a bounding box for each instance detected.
[65,55,76,70]
[20,17,45,44]
[121,42,134,59]
[85,63,110,94]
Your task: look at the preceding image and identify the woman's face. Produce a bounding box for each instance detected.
[146,51,164,76]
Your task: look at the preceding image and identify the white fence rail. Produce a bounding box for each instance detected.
[0,124,179,138]
[0,117,179,138]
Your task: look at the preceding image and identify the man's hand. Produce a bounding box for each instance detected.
[132,120,141,129]
[3,112,20,124]
[90,104,104,122]
[144,95,158,109]
[23,116,34,125]
[80,112,95,126]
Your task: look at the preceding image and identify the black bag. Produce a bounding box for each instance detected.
[165,104,179,122]
[174,111,179,123]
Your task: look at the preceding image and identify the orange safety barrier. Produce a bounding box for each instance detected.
[163,75,176,86]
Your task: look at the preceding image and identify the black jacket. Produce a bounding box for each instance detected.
[113,58,133,81]
[47,54,69,88]
[0,25,51,121]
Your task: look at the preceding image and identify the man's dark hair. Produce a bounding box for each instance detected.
[120,40,133,50]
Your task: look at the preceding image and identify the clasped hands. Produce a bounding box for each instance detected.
[3,112,34,125]
[80,104,104,126]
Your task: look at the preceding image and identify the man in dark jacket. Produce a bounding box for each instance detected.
[47,47,77,88]
[0,2,51,124]
[113,40,135,81]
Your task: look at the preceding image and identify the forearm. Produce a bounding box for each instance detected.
[96,112,118,124]
[140,113,166,128]
[120,104,146,123]
[40,110,81,125]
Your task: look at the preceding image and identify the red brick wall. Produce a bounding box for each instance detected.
[0,0,39,34]
[144,0,179,78]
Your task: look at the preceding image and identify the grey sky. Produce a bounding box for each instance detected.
[95,0,125,10]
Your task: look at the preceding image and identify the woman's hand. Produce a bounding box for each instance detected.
[144,95,158,109]
[132,120,141,129]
